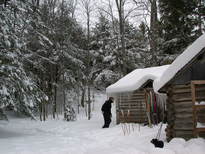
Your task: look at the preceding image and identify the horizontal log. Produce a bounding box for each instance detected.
[118,113,147,116]
[120,112,146,115]
[118,108,146,111]
[172,94,192,99]
[172,84,191,89]
[167,110,175,114]
[119,118,147,122]
[119,104,146,109]
[118,114,147,118]
[118,113,147,117]
[174,121,193,126]
[172,87,205,94]
[191,80,205,85]
[117,110,146,113]
[175,113,193,119]
[166,130,174,135]
[131,93,145,97]
[117,100,144,103]
[118,101,146,104]
[118,95,145,99]
[119,98,145,101]
[174,130,194,135]
[117,107,146,110]
[170,89,205,102]
[174,126,194,130]
[172,95,205,101]
[119,104,146,107]
[195,130,205,138]
[118,107,146,110]
[119,93,145,97]
[118,103,146,106]
[167,119,175,124]
[166,127,174,131]
[172,98,192,102]
[119,116,147,119]
[166,125,174,129]
[197,111,205,116]
[118,99,145,102]
[132,91,145,94]
[174,132,194,140]
[119,120,147,123]
[118,104,146,107]
[167,112,175,117]
[167,105,175,110]
[198,133,205,138]
[167,121,174,127]
[194,105,205,110]
[117,108,146,111]
[173,101,192,107]
[119,117,147,120]
[118,102,145,105]
[119,117,147,122]
[174,108,193,113]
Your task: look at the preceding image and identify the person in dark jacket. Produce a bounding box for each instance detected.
[101,97,114,128]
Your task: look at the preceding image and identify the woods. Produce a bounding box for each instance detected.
[0,0,204,120]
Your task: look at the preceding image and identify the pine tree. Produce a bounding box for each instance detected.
[0,1,47,119]
[158,0,204,56]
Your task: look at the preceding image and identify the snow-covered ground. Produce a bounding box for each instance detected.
[0,93,205,154]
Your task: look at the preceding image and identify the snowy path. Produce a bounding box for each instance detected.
[0,93,205,154]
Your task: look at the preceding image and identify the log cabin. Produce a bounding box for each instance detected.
[106,65,169,125]
[154,33,205,141]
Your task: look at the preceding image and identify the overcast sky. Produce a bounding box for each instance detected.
[74,0,150,29]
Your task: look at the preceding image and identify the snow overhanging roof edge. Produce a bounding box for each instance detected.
[106,65,170,94]
[153,33,205,93]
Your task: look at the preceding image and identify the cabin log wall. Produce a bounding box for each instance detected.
[116,90,147,124]
[166,84,205,141]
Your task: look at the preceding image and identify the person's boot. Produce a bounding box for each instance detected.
[102,125,108,128]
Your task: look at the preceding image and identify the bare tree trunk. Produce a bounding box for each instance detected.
[40,102,42,121]
[87,10,91,120]
[99,0,121,73]
[115,0,126,75]
[63,72,66,119]
[43,101,46,121]
[81,0,93,120]
[39,72,46,121]
[81,88,85,107]
[70,0,78,18]
[37,0,40,7]
[149,0,158,65]
[32,0,40,6]
[77,86,80,114]
[4,0,10,7]
[198,0,202,35]
[92,93,95,111]
[87,86,91,120]
[107,0,119,47]
[53,65,58,119]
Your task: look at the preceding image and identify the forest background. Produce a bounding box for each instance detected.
[0,0,204,120]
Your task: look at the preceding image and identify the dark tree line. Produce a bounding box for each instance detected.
[158,0,205,57]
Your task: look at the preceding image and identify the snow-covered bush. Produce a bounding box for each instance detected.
[64,105,76,121]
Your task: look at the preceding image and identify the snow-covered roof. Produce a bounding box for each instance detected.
[154,33,205,93]
[106,65,170,94]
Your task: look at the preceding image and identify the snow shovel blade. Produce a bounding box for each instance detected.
[151,138,164,148]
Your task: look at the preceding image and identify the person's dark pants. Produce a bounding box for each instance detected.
[102,112,111,128]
